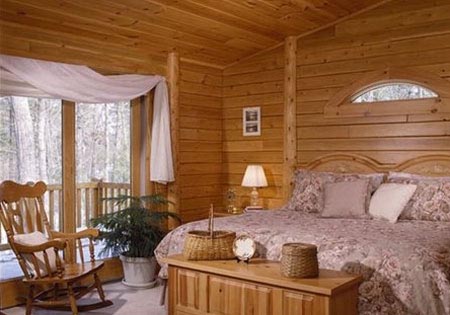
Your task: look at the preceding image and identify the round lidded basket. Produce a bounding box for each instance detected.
[281,243,319,278]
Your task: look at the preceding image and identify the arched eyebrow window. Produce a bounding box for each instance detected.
[352,82,438,103]
[325,68,450,118]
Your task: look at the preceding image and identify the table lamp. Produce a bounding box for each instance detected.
[241,165,268,207]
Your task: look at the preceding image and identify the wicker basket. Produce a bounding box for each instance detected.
[281,243,319,278]
[183,230,236,260]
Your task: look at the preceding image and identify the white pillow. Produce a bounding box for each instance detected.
[369,183,417,223]
[14,231,58,276]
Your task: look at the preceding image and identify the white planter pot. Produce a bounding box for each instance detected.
[119,254,157,289]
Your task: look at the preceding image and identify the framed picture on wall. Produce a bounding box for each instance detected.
[243,107,261,136]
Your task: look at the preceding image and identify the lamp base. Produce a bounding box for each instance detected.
[250,187,260,207]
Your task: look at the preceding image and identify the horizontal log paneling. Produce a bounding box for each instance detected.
[223,152,283,164]
[0,34,166,75]
[0,0,388,68]
[223,69,284,87]
[179,141,222,152]
[179,117,222,130]
[224,128,283,141]
[298,122,450,139]
[179,63,223,222]
[297,114,407,127]
[298,137,450,151]
[179,174,223,187]
[408,112,450,122]
[296,0,450,171]
[180,152,222,164]
[182,196,223,212]
[2,0,450,232]
[223,140,283,153]
[223,92,283,108]
[223,47,285,209]
[222,0,450,210]
[224,116,284,130]
[224,104,283,119]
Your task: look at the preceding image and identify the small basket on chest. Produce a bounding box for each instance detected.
[281,243,319,278]
[183,205,236,260]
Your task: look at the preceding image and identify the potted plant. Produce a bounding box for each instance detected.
[91,194,178,289]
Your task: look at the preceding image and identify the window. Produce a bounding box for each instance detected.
[324,68,450,118]
[0,97,133,276]
[352,82,438,103]
[75,101,131,230]
[0,96,62,279]
[0,96,62,229]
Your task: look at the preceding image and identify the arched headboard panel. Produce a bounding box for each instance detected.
[395,155,450,176]
[301,153,383,173]
[300,153,450,176]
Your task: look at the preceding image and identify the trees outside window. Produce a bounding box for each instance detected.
[75,102,131,229]
[76,102,130,184]
[352,82,438,103]
[0,96,62,185]
[0,97,131,277]
[0,96,62,279]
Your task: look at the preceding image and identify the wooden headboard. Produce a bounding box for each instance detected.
[300,153,450,176]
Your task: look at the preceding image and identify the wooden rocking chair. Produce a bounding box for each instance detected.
[0,181,113,314]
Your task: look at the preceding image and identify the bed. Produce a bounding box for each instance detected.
[155,154,450,315]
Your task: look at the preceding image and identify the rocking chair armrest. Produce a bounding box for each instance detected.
[51,229,99,264]
[50,228,99,240]
[13,239,66,254]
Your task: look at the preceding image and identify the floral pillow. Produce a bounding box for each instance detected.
[387,172,450,221]
[286,169,384,213]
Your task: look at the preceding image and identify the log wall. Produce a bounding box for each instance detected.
[178,62,224,222]
[223,47,285,209]
[296,0,450,166]
[223,0,450,209]
[1,0,449,216]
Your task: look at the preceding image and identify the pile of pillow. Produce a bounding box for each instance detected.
[286,169,450,223]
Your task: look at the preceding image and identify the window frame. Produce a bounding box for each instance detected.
[351,82,438,103]
[0,96,144,281]
[324,68,450,118]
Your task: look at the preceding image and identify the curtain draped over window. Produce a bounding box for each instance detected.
[0,54,174,184]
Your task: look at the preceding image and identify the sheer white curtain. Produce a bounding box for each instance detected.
[0,54,174,183]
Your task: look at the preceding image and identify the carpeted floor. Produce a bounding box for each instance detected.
[3,281,167,315]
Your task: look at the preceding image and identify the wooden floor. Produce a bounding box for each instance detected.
[3,281,167,315]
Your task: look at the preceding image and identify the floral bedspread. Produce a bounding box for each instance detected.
[155,210,450,315]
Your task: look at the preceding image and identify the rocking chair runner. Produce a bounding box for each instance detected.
[0,181,113,314]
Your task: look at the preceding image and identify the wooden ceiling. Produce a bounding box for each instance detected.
[0,0,389,72]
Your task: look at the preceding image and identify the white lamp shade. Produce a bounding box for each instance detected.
[241,165,268,188]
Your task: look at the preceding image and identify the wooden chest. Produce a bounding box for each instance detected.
[164,255,362,315]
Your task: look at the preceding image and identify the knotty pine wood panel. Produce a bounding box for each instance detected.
[0,0,388,68]
[222,0,450,209]
[223,47,285,209]
[179,62,223,222]
[296,0,450,167]
[298,122,450,139]
[0,33,166,75]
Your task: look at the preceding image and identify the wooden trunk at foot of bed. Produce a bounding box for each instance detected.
[166,256,362,315]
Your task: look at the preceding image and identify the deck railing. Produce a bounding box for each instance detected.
[0,181,130,247]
